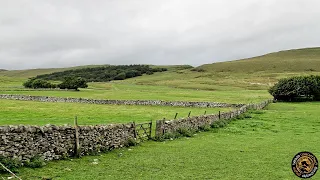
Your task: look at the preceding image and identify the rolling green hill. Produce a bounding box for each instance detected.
[198,47,320,73]
[1,48,320,92]
[122,48,320,90]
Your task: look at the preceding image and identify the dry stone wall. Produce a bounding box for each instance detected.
[0,94,244,108]
[0,95,272,166]
[0,123,135,162]
[155,99,273,137]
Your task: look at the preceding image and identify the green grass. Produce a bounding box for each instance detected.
[0,99,229,126]
[5,102,319,179]
[120,48,320,91]
[199,47,320,73]
[0,77,272,103]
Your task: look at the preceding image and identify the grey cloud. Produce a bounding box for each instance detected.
[0,0,320,70]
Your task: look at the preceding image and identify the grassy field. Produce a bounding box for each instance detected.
[1,48,320,104]
[8,102,320,179]
[0,83,271,104]
[0,99,229,126]
[1,48,320,179]
[199,47,320,73]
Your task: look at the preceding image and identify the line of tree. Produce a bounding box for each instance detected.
[34,65,168,82]
[23,77,88,91]
[268,75,320,101]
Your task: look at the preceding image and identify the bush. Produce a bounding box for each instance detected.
[23,78,57,89]
[211,120,228,128]
[269,75,320,101]
[199,124,211,132]
[152,68,168,72]
[236,113,252,120]
[0,156,21,173]
[124,138,138,147]
[146,71,154,75]
[24,155,46,168]
[177,128,195,137]
[190,68,205,72]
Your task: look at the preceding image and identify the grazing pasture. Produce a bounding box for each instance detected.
[11,102,320,180]
[0,99,229,126]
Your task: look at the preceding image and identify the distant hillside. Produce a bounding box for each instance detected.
[0,69,7,72]
[0,64,192,79]
[198,47,320,73]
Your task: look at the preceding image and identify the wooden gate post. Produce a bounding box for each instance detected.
[74,116,80,157]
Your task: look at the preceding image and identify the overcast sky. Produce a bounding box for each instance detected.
[1,0,320,70]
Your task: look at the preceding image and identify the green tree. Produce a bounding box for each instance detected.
[58,77,88,91]
[114,72,126,80]
[269,75,320,101]
[23,78,55,89]
[23,78,35,88]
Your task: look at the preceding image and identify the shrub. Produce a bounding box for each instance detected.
[146,71,154,75]
[211,119,228,128]
[154,132,182,141]
[199,124,211,132]
[152,68,168,72]
[23,78,57,89]
[124,138,138,147]
[0,156,21,173]
[269,75,320,101]
[177,128,195,137]
[24,155,46,168]
[236,113,252,120]
[190,68,205,72]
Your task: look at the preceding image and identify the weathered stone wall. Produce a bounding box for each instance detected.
[0,94,244,108]
[156,99,273,137]
[0,96,272,165]
[0,123,135,162]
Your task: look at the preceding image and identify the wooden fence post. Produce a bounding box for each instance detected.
[74,116,80,157]
[188,111,191,117]
[133,121,137,139]
[149,120,152,139]
[174,113,178,119]
[163,118,166,134]
[218,111,221,119]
